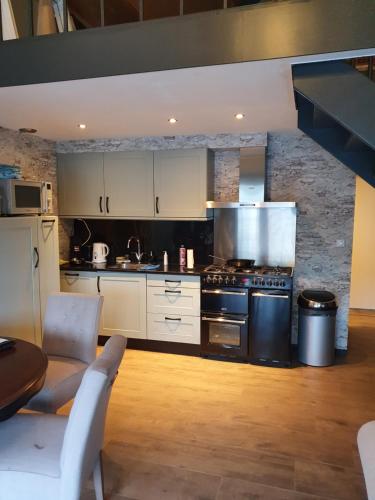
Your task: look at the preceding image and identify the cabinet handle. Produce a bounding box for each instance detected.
[99,196,103,213]
[64,272,79,277]
[165,290,181,294]
[106,196,109,213]
[34,247,39,269]
[156,196,159,214]
[165,280,181,285]
[165,317,181,321]
[97,276,101,293]
[41,219,55,224]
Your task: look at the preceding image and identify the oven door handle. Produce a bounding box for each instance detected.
[202,290,247,296]
[252,293,289,299]
[201,316,246,325]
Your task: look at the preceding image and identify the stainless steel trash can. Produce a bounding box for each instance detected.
[298,290,338,367]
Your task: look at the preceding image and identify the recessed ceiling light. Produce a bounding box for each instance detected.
[19,128,37,134]
[235,113,245,120]
[78,123,87,129]
[168,118,178,124]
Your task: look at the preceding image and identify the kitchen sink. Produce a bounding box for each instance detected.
[106,262,155,271]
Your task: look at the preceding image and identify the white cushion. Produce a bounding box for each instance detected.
[0,414,67,476]
[0,414,67,500]
[358,421,375,500]
[26,356,87,413]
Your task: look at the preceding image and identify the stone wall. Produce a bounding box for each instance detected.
[267,131,355,349]
[57,130,355,348]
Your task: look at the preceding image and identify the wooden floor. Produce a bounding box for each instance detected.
[75,310,375,500]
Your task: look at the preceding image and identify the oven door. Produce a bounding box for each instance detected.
[201,287,249,315]
[201,313,249,359]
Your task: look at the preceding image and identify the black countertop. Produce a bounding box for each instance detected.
[60,262,206,276]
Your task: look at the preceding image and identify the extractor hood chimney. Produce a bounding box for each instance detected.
[207,146,296,209]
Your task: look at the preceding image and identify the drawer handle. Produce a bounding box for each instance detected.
[64,272,79,277]
[165,317,181,321]
[165,280,181,285]
[165,290,181,294]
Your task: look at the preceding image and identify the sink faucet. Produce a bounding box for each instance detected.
[127,236,143,263]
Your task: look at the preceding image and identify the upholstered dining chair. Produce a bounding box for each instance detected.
[0,335,127,500]
[26,292,104,413]
[358,421,375,500]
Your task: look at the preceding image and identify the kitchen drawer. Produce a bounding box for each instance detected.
[147,274,200,289]
[147,286,200,316]
[147,313,200,345]
[60,271,98,294]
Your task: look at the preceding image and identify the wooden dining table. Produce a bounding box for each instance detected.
[0,338,48,421]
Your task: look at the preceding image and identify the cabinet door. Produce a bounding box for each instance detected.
[38,216,60,322]
[99,273,146,339]
[57,153,104,216]
[154,149,210,218]
[0,218,41,345]
[60,271,98,295]
[104,151,154,217]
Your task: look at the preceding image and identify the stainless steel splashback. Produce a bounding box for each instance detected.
[214,207,297,267]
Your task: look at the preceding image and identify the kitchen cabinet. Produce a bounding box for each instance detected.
[147,274,201,344]
[104,152,154,217]
[60,271,98,295]
[98,273,147,339]
[154,149,214,218]
[60,271,147,340]
[0,216,60,346]
[57,148,213,220]
[58,153,104,217]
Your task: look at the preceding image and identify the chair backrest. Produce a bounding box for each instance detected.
[43,292,104,364]
[59,335,127,500]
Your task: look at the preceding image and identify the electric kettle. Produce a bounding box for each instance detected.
[92,242,109,263]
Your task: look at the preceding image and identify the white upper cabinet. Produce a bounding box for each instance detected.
[154,149,214,219]
[104,151,154,217]
[57,148,213,219]
[58,153,105,217]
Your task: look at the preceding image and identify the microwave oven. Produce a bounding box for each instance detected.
[0,179,53,215]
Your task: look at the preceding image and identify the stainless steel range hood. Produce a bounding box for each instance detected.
[207,147,296,209]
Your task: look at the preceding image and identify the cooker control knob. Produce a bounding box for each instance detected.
[218,276,223,283]
[224,276,230,284]
[274,279,280,287]
[231,277,237,285]
[260,279,265,286]
[252,278,257,285]
[280,280,286,287]
[266,279,272,287]
[212,276,218,283]
[206,275,212,283]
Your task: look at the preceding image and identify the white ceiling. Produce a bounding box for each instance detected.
[1,48,374,142]
[0,59,298,141]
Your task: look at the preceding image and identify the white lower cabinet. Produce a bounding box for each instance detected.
[60,271,98,295]
[147,314,200,344]
[59,271,200,344]
[98,274,147,339]
[147,274,201,345]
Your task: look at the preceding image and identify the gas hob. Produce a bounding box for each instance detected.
[202,265,293,290]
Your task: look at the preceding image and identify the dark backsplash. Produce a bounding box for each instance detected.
[71,219,214,265]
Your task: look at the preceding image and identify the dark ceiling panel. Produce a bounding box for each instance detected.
[0,0,374,87]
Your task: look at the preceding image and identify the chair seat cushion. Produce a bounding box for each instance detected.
[0,413,67,477]
[358,421,375,500]
[26,356,88,413]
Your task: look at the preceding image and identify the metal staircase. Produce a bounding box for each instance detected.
[293,60,375,187]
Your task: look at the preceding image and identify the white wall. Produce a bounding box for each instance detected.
[350,176,375,310]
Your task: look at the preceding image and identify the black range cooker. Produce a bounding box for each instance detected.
[200,264,293,367]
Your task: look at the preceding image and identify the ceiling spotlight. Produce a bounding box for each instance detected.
[168,118,178,124]
[78,124,87,129]
[19,128,37,134]
[235,113,245,120]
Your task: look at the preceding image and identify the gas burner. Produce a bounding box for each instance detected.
[204,264,237,273]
